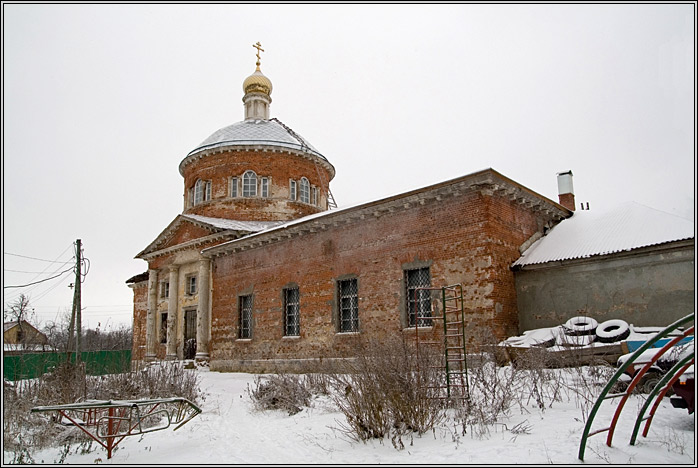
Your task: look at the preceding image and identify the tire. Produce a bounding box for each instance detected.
[596,319,630,343]
[637,370,663,393]
[563,316,598,336]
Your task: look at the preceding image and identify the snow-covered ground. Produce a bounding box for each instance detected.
[19,367,695,465]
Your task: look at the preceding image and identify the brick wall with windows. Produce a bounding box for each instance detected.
[180,149,333,221]
[207,170,568,372]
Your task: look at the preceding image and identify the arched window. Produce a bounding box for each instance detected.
[243,171,257,197]
[300,177,310,204]
[194,179,211,205]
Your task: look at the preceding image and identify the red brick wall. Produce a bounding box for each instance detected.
[181,149,332,221]
[208,185,551,370]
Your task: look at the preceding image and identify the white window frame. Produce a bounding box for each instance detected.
[300,177,310,204]
[261,177,269,198]
[243,171,257,197]
[186,275,197,296]
[289,179,297,201]
[231,177,239,198]
[194,179,211,205]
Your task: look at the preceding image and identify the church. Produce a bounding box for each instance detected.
[127,44,694,372]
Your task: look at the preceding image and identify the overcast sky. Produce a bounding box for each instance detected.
[3,3,695,329]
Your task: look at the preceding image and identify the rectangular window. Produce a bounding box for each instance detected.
[160,281,169,299]
[205,180,211,201]
[261,177,269,198]
[160,313,168,344]
[289,180,297,201]
[405,267,432,327]
[283,287,300,336]
[312,187,318,206]
[231,177,238,197]
[239,295,253,339]
[186,275,197,296]
[338,278,359,333]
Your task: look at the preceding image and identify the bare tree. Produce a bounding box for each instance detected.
[4,294,36,345]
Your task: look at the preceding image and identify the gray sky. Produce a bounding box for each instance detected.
[3,3,695,329]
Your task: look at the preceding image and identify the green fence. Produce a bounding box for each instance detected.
[3,350,132,381]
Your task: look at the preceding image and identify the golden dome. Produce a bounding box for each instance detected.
[243,66,272,96]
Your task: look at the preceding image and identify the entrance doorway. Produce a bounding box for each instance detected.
[184,309,197,360]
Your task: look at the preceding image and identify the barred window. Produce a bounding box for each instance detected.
[405,267,432,327]
[283,287,300,336]
[231,177,239,197]
[243,171,257,197]
[239,295,253,339]
[338,278,359,333]
[300,177,310,204]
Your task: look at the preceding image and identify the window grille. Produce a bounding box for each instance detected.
[231,177,238,197]
[239,295,253,339]
[261,177,269,198]
[283,287,300,336]
[289,180,297,201]
[300,177,310,204]
[243,171,257,197]
[405,267,432,327]
[338,278,359,333]
[160,282,169,299]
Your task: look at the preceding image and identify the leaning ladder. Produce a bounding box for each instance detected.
[414,284,470,400]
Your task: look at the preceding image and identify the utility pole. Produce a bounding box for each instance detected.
[70,239,82,362]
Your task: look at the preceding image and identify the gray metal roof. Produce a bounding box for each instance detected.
[187,118,329,162]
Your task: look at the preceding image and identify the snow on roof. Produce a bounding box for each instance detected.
[186,119,328,162]
[514,201,694,267]
[181,214,284,233]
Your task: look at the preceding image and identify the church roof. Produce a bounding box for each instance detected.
[513,201,695,267]
[135,214,283,260]
[185,118,328,162]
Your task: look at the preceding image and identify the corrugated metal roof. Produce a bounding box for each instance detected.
[186,118,328,161]
[182,214,283,232]
[514,201,694,267]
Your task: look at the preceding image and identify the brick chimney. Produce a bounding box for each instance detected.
[557,170,575,211]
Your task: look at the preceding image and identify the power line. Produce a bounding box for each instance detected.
[3,268,75,289]
[3,250,72,263]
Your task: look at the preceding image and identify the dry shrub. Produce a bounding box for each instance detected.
[327,335,447,443]
[3,360,203,461]
[248,374,311,415]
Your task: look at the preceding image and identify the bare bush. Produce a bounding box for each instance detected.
[248,374,311,415]
[326,336,447,443]
[3,360,202,461]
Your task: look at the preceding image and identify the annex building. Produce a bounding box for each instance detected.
[127,46,694,372]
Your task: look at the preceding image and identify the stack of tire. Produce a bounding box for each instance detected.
[563,316,631,344]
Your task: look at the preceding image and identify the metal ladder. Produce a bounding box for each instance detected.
[414,284,470,400]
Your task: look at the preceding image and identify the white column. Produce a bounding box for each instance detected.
[166,265,179,360]
[145,269,158,361]
[195,258,211,361]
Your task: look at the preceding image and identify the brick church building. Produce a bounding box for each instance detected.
[127,46,588,372]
